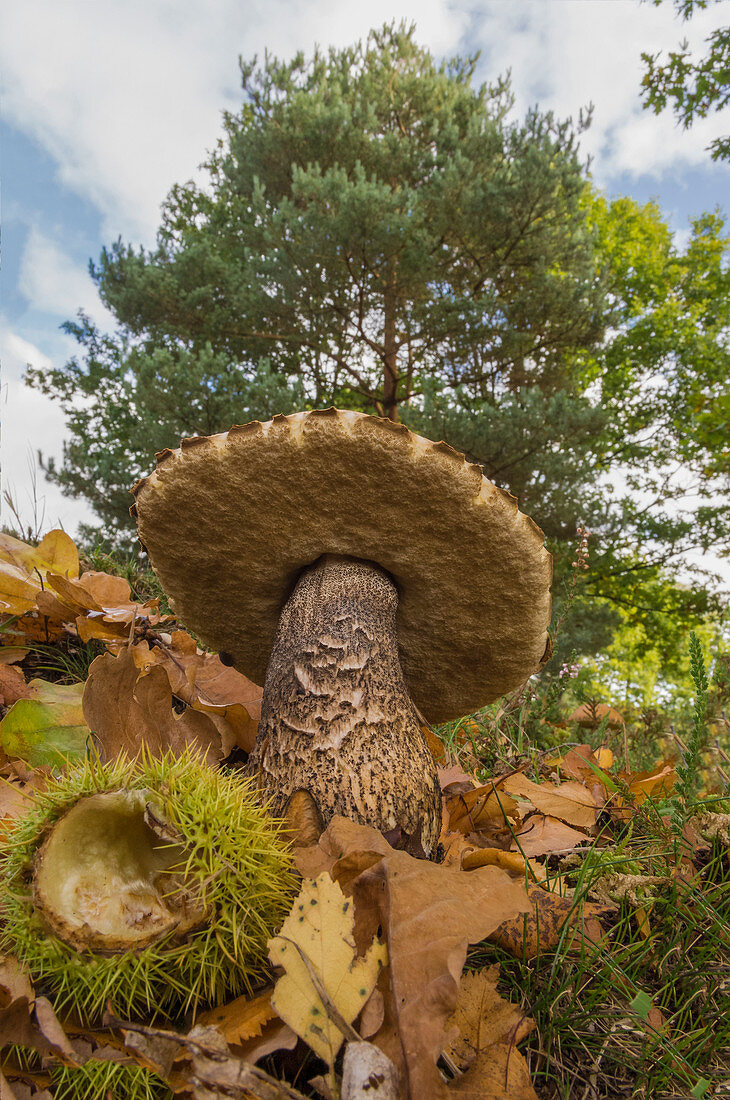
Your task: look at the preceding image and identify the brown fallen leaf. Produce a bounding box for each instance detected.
[424,724,446,763]
[461,847,546,882]
[292,816,395,880]
[0,663,31,707]
[446,783,519,835]
[546,744,611,805]
[437,764,478,795]
[0,959,83,1065]
[133,633,261,752]
[197,989,278,1046]
[0,1067,53,1100]
[45,571,171,644]
[0,779,36,828]
[447,1044,538,1099]
[501,774,598,830]
[488,884,613,959]
[115,1018,308,1099]
[230,1017,299,1066]
[510,814,590,857]
[349,843,532,1100]
[82,648,223,763]
[444,966,534,1072]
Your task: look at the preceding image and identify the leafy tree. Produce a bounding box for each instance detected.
[641,0,730,160]
[30,22,606,536]
[28,23,729,674]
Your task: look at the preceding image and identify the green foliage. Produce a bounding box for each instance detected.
[0,750,295,1024]
[24,22,730,674]
[674,631,711,813]
[641,0,730,160]
[29,22,604,538]
[471,834,730,1097]
[52,1061,171,1100]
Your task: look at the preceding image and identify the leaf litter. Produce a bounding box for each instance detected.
[0,529,726,1099]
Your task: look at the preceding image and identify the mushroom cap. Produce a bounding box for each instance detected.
[132,409,552,723]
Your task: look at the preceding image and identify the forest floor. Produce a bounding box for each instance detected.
[0,530,728,1100]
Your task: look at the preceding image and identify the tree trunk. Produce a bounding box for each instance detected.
[383,273,399,421]
[248,555,442,856]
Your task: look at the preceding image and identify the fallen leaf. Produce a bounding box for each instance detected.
[349,840,532,1100]
[511,814,590,857]
[0,779,36,826]
[447,1044,538,1099]
[424,725,446,762]
[268,874,388,1066]
[0,531,79,618]
[0,681,89,767]
[0,531,78,582]
[0,959,83,1065]
[82,648,224,763]
[0,664,31,706]
[134,633,261,752]
[488,884,613,959]
[461,848,546,881]
[444,966,534,1072]
[622,761,676,804]
[437,764,477,795]
[230,1017,299,1066]
[0,648,30,665]
[446,783,518,835]
[501,774,597,830]
[292,816,395,880]
[114,1018,308,1097]
[197,989,277,1046]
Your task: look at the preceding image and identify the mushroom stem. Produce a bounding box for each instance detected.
[248,555,442,855]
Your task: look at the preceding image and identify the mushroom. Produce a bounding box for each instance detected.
[132,409,552,856]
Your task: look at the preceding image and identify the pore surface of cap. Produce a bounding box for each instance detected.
[133,409,552,723]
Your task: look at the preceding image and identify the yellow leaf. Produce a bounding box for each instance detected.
[197,988,277,1045]
[268,873,387,1066]
[0,530,78,580]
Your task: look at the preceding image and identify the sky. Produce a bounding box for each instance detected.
[1,0,729,546]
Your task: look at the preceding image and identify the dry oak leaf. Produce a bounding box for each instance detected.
[268,873,388,1067]
[423,724,446,763]
[0,957,82,1065]
[501,774,598,830]
[349,844,532,1100]
[619,761,676,805]
[488,883,613,959]
[444,966,534,1073]
[0,680,89,767]
[447,1045,538,1100]
[197,989,278,1046]
[442,969,538,1100]
[510,814,591,858]
[133,631,261,753]
[0,663,31,707]
[82,648,223,763]
[292,815,396,880]
[446,782,519,836]
[461,847,546,881]
[0,1068,53,1100]
[0,531,78,618]
[43,570,171,644]
[437,764,478,796]
[546,744,612,804]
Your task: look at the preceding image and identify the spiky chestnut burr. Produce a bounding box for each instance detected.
[0,749,295,1025]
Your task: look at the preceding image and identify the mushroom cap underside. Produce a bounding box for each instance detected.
[133,409,552,723]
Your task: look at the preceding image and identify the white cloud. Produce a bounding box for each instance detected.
[0,0,468,244]
[1,331,94,538]
[18,229,116,327]
[471,0,730,184]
